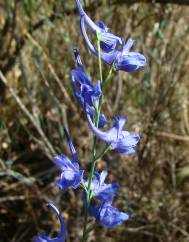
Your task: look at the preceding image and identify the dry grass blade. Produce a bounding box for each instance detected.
[0,70,55,158]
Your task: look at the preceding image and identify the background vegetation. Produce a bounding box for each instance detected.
[0,0,189,241]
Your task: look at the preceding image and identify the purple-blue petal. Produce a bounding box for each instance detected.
[80,16,98,56]
[73,48,85,70]
[97,183,119,202]
[112,132,140,155]
[87,171,119,202]
[86,105,108,128]
[100,32,124,53]
[99,205,129,228]
[53,155,75,171]
[75,0,85,16]
[53,148,83,191]
[56,177,72,191]
[115,51,146,72]
[99,170,108,185]
[87,113,118,143]
[72,170,85,189]
[113,115,127,135]
[123,38,135,52]
[71,66,91,87]
[89,202,129,228]
[63,128,79,163]
[98,113,108,128]
[56,169,83,191]
[98,21,109,31]
[87,113,140,155]
[80,81,102,106]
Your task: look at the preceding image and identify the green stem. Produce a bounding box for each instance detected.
[103,64,114,90]
[93,144,112,163]
[82,33,113,242]
[97,33,103,84]
[82,34,102,242]
[87,34,103,192]
[87,113,100,191]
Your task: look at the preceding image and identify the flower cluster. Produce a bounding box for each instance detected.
[86,171,129,228]
[71,48,107,128]
[75,0,146,72]
[34,1,146,241]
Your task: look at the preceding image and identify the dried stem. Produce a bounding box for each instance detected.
[0,70,55,158]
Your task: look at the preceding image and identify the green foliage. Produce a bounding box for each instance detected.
[23,0,40,17]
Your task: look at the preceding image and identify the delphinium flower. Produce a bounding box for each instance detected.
[52,128,84,191]
[75,0,146,72]
[71,48,107,128]
[33,203,66,242]
[85,170,119,202]
[89,200,129,228]
[86,113,140,155]
[75,0,124,53]
[86,171,129,228]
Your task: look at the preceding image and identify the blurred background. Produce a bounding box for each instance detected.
[0,0,189,241]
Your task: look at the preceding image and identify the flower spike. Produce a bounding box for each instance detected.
[33,203,66,242]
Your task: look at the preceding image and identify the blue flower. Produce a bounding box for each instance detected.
[87,113,140,155]
[71,48,107,128]
[89,200,129,228]
[33,203,66,242]
[84,170,128,228]
[85,170,119,202]
[53,128,84,191]
[76,0,146,72]
[97,21,124,53]
[76,0,123,53]
[71,49,101,107]
[113,39,146,72]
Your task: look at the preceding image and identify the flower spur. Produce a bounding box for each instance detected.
[76,0,146,72]
[33,203,66,242]
[87,113,140,155]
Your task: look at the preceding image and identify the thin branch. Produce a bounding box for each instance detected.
[156,131,189,142]
[24,31,77,113]
[0,70,55,158]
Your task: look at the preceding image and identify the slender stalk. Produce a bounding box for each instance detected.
[103,64,114,90]
[86,33,104,191]
[82,33,113,242]
[87,111,100,191]
[93,144,112,163]
[97,33,103,84]
[0,70,55,158]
